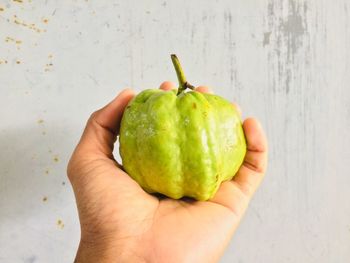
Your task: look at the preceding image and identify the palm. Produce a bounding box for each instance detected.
[74,149,259,262]
[68,84,267,262]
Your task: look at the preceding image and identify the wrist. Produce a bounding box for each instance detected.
[75,236,146,263]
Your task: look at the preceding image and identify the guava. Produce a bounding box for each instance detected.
[119,55,246,200]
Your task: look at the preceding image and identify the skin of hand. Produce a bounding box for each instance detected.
[67,81,268,263]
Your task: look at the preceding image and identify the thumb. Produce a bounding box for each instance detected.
[75,88,135,159]
[67,88,135,183]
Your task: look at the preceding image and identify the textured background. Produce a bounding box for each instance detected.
[1,0,350,262]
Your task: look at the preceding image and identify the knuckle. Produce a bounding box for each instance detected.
[88,111,99,123]
[66,157,76,181]
[66,153,83,182]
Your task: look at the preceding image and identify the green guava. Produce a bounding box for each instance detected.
[119,55,246,201]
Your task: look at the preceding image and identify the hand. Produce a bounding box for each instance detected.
[67,82,268,263]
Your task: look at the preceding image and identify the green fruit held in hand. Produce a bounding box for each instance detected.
[119,55,246,201]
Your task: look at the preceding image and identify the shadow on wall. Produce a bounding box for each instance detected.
[0,124,76,221]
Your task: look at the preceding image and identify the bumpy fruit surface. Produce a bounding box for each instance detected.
[119,55,246,201]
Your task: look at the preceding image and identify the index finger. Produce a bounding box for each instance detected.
[195,86,213,93]
[159,81,176,91]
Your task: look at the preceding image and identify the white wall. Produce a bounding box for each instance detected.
[0,0,349,262]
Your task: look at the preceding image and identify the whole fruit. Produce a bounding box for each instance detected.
[119,55,246,201]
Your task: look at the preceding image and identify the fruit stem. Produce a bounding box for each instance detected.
[171,54,195,95]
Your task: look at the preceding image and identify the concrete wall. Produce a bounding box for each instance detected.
[1,0,349,262]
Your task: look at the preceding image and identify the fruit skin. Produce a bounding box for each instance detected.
[119,89,246,201]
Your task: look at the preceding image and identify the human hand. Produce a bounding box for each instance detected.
[67,82,268,263]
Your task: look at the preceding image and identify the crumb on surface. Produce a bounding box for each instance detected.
[42,196,48,202]
[62,181,66,186]
[45,169,49,175]
[13,16,45,33]
[57,219,64,229]
[5,37,22,46]
[37,119,44,124]
[53,156,59,162]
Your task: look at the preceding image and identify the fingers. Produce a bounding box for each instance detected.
[232,118,268,197]
[209,118,267,215]
[195,86,213,93]
[243,118,268,154]
[159,83,214,95]
[159,81,176,91]
[76,88,135,157]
